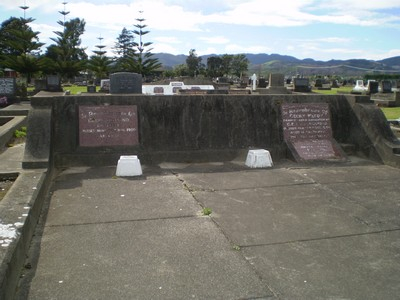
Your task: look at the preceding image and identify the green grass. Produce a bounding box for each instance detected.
[381,107,400,120]
[202,207,212,216]
[312,86,354,95]
[63,85,100,94]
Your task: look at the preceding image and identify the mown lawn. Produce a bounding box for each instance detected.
[63,85,99,94]
[312,86,354,95]
[381,107,400,120]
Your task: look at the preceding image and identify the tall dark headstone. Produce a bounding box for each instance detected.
[0,78,16,96]
[368,81,379,94]
[46,75,62,92]
[281,103,345,162]
[110,72,142,94]
[381,80,392,93]
[0,77,16,106]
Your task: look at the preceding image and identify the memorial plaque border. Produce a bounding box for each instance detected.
[281,103,346,162]
[78,105,139,147]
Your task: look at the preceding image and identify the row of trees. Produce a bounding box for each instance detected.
[0,5,250,86]
[0,6,162,84]
[178,49,249,79]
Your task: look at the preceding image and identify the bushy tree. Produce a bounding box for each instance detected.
[206,56,224,78]
[113,27,136,72]
[186,49,202,77]
[44,17,87,81]
[231,54,249,78]
[0,17,44,83]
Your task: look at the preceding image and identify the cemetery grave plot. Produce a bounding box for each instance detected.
[0,175,17,202]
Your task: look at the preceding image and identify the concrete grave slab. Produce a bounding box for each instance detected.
[28,217,273,300]
[179,168,314,192]
[325,180,400,229]
[46,167,201,226]
[192,183,370,246]
[242,231,400,300]
[292,164,400,184]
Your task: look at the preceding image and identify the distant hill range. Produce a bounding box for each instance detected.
[153,53,400,77]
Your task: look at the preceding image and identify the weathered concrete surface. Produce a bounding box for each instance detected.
[21,166,273,300]
[0,163,50,300]
[25,94,389,168]
[0,116,27,149]
[17,159,400,300]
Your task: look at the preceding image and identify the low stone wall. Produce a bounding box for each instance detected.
[22,93,394,168]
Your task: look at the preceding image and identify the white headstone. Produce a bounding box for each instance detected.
[251,73,257,91]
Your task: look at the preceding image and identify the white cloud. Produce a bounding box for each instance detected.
[154,36,182,44]
[198,36,230,44]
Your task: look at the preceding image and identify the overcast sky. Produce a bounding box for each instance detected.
[1,0,400,61]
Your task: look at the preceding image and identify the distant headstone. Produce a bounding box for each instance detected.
[281,103,345,161]
[293,78,311,92]
[331,80,339,88]
[46,75,62,92]
[251,73,257,91]
[87,85,96,93]
[100,79,110,93]
[381,80,392,93]
[258,78,267,88]
[110,72,142,94]
[217,77,228,83]
[264,73,289,94]
[368,81,379,94]
[268,73,284,87]
[315,79,323,88]
[0,77,16,96]
[79,105,139,147]
[34,79,47,92]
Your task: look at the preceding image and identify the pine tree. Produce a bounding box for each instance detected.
[132,12,162,78]
[44,2,87,81]
[112,27,136,72]
[88,36,112,82]
[0,14,44,83]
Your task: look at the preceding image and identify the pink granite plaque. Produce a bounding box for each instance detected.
[79,105,138,147]
[281,103,344,161]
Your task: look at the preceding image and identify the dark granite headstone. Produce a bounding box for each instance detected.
[79,105,139,147]
[258,78,267,88]
[332,80,339,88]
[315,79,323,88]
[281,103,345,161]
[368,81,379,94]
[110,72,142,94]
[46,75,62,92]
[0,78,16,96]
[381,80,392,93]
[34,79,47,92]
[87,85,96,93]
[293,78,311,92]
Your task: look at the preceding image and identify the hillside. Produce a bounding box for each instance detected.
[153,53,400,77]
